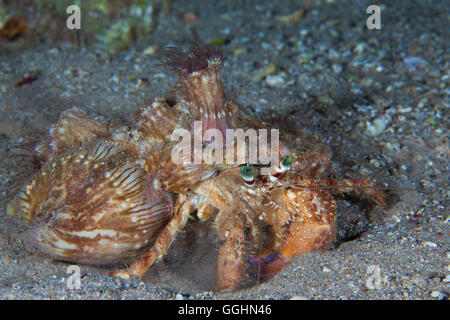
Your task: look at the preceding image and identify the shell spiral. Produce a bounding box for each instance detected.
[7,139,172,265]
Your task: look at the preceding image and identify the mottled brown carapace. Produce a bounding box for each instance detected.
[7,45,387,291]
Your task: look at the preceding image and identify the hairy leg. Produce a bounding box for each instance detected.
[215,211,246,290]
[318,178,388,208]
[112,194,194,279]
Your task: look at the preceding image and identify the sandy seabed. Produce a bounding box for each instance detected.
[0,0,448,299]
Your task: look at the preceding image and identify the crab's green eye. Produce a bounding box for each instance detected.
[240,165,254,181]
[281,156,292,169]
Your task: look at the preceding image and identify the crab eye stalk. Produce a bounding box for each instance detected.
[281,156,292,170]
[269,155,292,182]
[240,165,255,185]
[240,165,254,181]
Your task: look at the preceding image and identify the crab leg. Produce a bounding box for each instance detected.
[318,178,388,208]
[216,211,246,290]
[111,194,194,279]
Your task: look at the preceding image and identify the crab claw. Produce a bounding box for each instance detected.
[266,222,336,278]
[262,185,337,279]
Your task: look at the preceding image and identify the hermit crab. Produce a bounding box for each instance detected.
[7,45,387,291]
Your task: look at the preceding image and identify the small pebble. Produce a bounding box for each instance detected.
[430,291,443,299]
[252,63,277,82]
[341,269,354,277]
[142,45,158,56]
[49,48,59,57]
[332,63,342,74]
[404,56,428,69]
[232,48,246,56]
[110,75,120,83]
[275,10,304,23]
[442,274,450,283]
[354,42,366,55]
[366,116,389,136]
[370,159,381,167]
[397,105,413,113]
[174,293,184,300]
[290,295,308,300]
[411,274,427,288]
[423,241,438,248]
[361,78,374,87]
[266,75,286,87]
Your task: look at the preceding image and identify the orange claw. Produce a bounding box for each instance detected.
[255,185,337,280]
[264,222,336,278]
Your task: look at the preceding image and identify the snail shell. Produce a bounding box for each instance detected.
[7,139,172,265]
